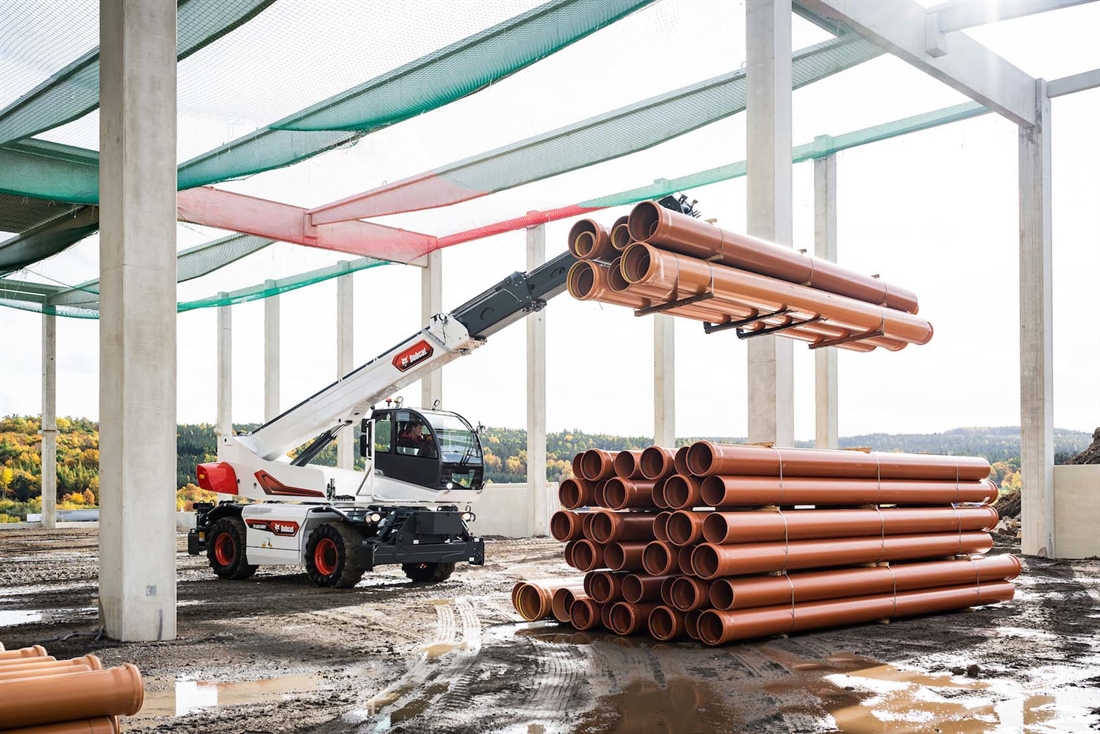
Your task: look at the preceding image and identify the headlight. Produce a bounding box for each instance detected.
[445,482,454,490]
[369,513,382,523]
[461,512,473,522]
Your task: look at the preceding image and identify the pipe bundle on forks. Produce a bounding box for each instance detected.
[515,443,1017,645]
[567,202,933,352]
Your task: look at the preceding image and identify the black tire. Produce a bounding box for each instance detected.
[402,561,455,583]
[305,522,365,589]
[207,516,257,580]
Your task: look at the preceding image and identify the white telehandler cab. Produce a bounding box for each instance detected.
[187,252,575,587]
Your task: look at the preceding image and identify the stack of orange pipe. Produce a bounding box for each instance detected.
[0,642,145,732]
[518,443,1017,645]
[567,202,932,352]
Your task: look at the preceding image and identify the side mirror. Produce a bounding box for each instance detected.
[360,419,372,459]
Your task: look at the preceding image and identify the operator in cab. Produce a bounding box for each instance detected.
[397,420,437,458]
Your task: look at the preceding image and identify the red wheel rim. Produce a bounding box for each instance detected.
[314,537,338,576]
[214,532,235,566]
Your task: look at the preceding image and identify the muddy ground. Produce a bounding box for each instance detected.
[1,528,1097,733]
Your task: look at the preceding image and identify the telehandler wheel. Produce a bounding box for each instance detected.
[402,562,456,583]
[207,516,257,580]
[305,522,365,589]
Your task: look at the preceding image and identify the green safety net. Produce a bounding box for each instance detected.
[0,0,276,146]
[0,202,99,275]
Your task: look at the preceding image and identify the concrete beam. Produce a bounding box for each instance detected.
[217,294,232,439]
[813,145,839,449]
[97,0,177,642]
[420,250,443,408]
[526,222,548,534]
[796,0,1038,127]
[41,312,57,529]
[746,0,795,447]
[1047,69,1100,97]
[930,0,1094,33]
[1019,80,1055,557]
[263,280,280,422]
[336,265,355,471]
[654,314,675,447]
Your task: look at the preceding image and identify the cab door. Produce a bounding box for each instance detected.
[374,410,442,490]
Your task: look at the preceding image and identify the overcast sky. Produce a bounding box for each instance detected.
[1,0,1098,440]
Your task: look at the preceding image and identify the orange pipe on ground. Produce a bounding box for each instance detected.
[572,539,606,572]
[688,443,989,480]
[628,201,919,313]
[684,610,704,641]
[593,480,611,508]
[642,541,679,576]
[621,243,932,346]
[563,540,580,568]
[571,453,584,479]
[581,512,599,542]
[660,576,679,606]
[701,506,999,544]
[691,532,993,580]
[552,588,586,623]
[604,478,658,510]
[580,449,616,482]
[640,446,677,481]
[652,478,671,509]
[601,601,616,631]
[0,664,144,729]
[667,510,710,546]
[621,574,676,603]
[558,478,594,510]
[663,474,705,510]
[671,577,713,613]
[568,219,615,262]
[588,571,631,604]
[569,598,604,631]
[676,545,695,575]
[699,475,999,507]
[709,554,1021,611]
[0,646,48,662]
[610,215,631,252]
[0,664,94,681]
[609,602,660,635]
[589,510,655,543]
[604,542,648,572]
[697,581,1014,645]
[514,579,586,621]
[5,718,119,734]
[649,605,687,641]
[652,511,672,542]
[614,450,646,479]
[674,446,690,476]
[550,510,587,542]
[0,655,102,674]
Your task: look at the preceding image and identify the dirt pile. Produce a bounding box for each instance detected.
[995,488,1021,520]
[1065,427,1100,465]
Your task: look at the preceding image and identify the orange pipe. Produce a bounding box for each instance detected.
[660,576,679,606]
[589,510,655,543]
[514,579,585,621]
[570,452,584,479]
[604,478,658,510]
[0,664,144,729]
[610,215,631,252]
[699,475,999,507]
[677,545,695,575]
[614,450,646,479]
[671,577,713,612]
[593,480,611,508]
[667,510,709,546]
[572,539,606,572]
[581,512,599,542]
[688,443,989,480]
[567,219,615,262]
[0,655,102,674]
[604,541,648,572]
[640,446,677,481]
[588,571,631,604]
[4,718,119,734]
[628,201,920,313]
[621,574,676,603]
[684,609,704,641]
[558,478,594,510]
[697,581,1014,645]
[709,553,1021,611]
[642,541,679,576]
[569,597,604,631]
[701,506,999,544]
[663,474,706,510]
[649,605,687,641]
[601,601,616,631]
[550,510,587,542]
[580,449,616,482]
[552,588,586,623]
[652,477,671,509]
[0,664,94,681]
[652,511,672,542]
[621,242,932,346]
[0,646,48,662]
[562,540,579,568]
[691,532,994,580]
[609,602,660,635]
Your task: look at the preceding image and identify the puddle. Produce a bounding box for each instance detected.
[0,606,96,626]
[125,673,324,727]
[575,678,736,733]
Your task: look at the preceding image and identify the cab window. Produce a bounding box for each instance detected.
[395,412,438,459]
[374,416,393,454]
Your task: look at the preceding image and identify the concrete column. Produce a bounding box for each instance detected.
[654,314,676,447]
[421,249,443,409]
[814,145,839,449]
[98,0,177,641]
[745,0,795,447]
[217,294,232,438]
[264,280,280,422]
[41,312,57,529]
[1019,81,1054,557]
[526,222,548,533]
[336,266,355,471]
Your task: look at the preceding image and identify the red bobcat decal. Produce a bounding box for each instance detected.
[246,519,300,537]
[393,340,434,372]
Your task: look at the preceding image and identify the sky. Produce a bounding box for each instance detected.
[1,0,1098,441]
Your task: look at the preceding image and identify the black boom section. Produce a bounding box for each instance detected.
[450,251,576,339]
